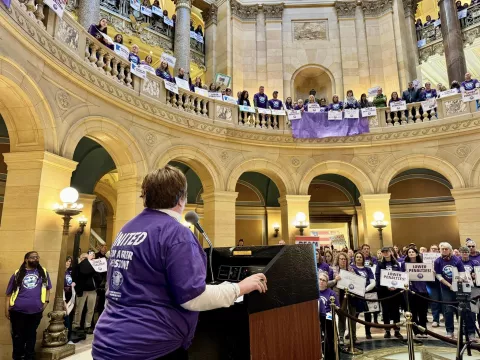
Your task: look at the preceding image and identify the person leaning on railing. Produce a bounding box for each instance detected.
[419,82,438,119]
[155,60,173,82]
[88,18,113,50]
[388,92,402,122]
[359,93,372,108]
[344,90,359,109]
[328,95,343,111]
[372,88,387,108]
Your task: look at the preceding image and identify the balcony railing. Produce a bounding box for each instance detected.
[2,0,480,144]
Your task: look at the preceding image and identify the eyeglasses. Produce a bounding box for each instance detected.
[319,278,328,282]
[468,245,475,248]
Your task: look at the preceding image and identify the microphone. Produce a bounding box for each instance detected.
[185,211,215,284]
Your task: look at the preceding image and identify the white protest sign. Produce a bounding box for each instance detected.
[405,263,435,282]
[434,19,441,27]
[368,86,380,97]
[439,89,459,98]
[365,292,380,313]
[160,52,176,68]
[337,269,366,297]
[458,9,468,19]
[239,105,256,113]
[308,103,321,113]
[140,5,152,16]
[452,267,460,292]
[152,6,163,16]
[114,43,130,60]
[44,0,66,17]
[361,107,377,117]
[130,63,146,79]
[390,100,407,111]
[380,269,409,289]
[194,87,209,97]
[344,109,360,119]
[287,110,302,120]
[190,31,197,39]
[417,39,426,48]
[208,92,223,101]
[462,88,480,103]
[89,258,108,273]
[164,17,174,26]
[175,77,190,91]
[130,0,140,11]
[139,64,155,74]
[222,95,238,104]
[271,109,286,116]
[475,266,480,287]
[421,98,437,112]
[422,252,441,264]
[371,265,377,279]
[195,33,204,44]
[99,32,113,45]
[164,80,178,94]
[66,286,76,315]
[328,111,343,121]
[257,108,272,115]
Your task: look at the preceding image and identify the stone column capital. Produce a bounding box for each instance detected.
[203,4,218,27]
[359,193,391,204]
[361,0,393,17]
[3,151,78,172]
[402,0,418,18]
[202,190,239,202]
[263,3,284,20]
[230,0,258,21]
[335,1,358,19]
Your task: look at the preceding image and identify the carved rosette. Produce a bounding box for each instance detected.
[203,4,218,26]
[403,0,418,18]
[230,0,258,21]
[334,1,358,19]
[362,0,393,17]
[263,3,284,20]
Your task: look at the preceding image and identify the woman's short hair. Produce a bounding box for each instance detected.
[141,165,187,209]
[439,242,453,251]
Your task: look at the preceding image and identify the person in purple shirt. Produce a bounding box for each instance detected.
[361,244,378,267]
[458,246,478,338]
[5,251,52,360]
[268,91,283,128]
[92,165,267,360]
[128,44,141,65]
[401,248,428,338]
[328,94,343,111]
[254,86,269,127]
[351,252,376,340]
[434,242,465,338]
[461,72,480,91]
[88,18,112,49]
[156,60,172,82]
[344,90,359,109]
[318,271,339,360]
[316,249,334,280]
[466,239,480,262]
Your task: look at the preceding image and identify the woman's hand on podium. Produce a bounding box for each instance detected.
[238,273,268,296]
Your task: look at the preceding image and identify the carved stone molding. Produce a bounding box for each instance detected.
[362,0,393,17]
[335,1,357,19]
[403,0,419,18]
[203,4,218,26]
[263,3,284,20]
[230,0,258,21]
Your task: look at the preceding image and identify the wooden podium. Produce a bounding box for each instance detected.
[189,245,321,360]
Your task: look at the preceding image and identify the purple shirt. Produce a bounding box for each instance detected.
[317,262,334,280]
[268,99,283,110]
[319,288,339,316]
[92,209,207,360]
[461,79,479,90]
[401,262,427,293]
[469,252,480,263]
[156,68,172,82]
[364,256,378,267]
[351,265,374,286]
[65,268,73,292]
[434,256,465,285]
[128,53,141,65]
[328,102,343,111]
[6,268,52,314]
[461,258,479,276]
[254,93,268,108]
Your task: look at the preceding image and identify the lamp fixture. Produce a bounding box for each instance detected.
[273,223,280,237]
[371,211,388,248]
[294,212,309,236]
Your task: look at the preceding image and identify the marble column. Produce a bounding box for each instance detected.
[359,194,393,251]
[114,177,144,235]
[174,0,192,73]
[78,0,100,30]
[402,0,420,82]
[204,5,218,84]
[264,4,284,96]
[439,0,467,83]
[202,191,238,247]
[278,195,311,244]
[451,187,480,241]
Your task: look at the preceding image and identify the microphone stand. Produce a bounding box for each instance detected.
[200,230,215,284]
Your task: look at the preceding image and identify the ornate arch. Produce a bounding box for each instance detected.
[377,154,465,193]
[299,161,375,195]
[0,57,57,152]
[290,64,336,99]
[226,158,296,196]
[60,117,148,180]
[156,145,223,193]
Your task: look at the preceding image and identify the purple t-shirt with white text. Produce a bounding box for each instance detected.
[268,99,283,110]
[317,262,334,280]
[92,209,207,360]
[434,256,465,285]
[461,79,479,90]
[254,93,268,108]
[319,288,339,316]
[461,258,479,276]
[364,256,378,267]
[6,268,52,314]
[469,252,480,263]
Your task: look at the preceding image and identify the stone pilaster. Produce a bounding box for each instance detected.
[355,5,371,91]
[114,177,143,235]
[78,0,100,30]
[256,7,267,86]
[278,195,311,244]
[264,3,284,96]
[0,152,77,351]
[359,194,393,251]
[204,5,218,83]
[451,188,480,242]
[202,191,238,247]
[402,0,420,81]
[173,0,192,73]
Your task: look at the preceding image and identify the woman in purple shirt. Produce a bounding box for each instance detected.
[328,95,344,111]
[401,248,428,338]
[155,60,172,82]
[5,251,52,360]
[318,271,339,360]
[344,90,359,109]
[88,18,112,49]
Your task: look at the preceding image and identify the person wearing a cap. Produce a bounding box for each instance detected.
[375,247,403,339]
[434,242,465,339]
[268,91,284,128]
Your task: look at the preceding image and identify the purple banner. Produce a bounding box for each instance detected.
[291,112,370,139]
[2,0,11,7]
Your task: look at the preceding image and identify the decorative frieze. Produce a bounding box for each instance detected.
[293,21,328,41]
[362,0,393,17]
[203,4,218,26]
[263,3,284,20]
[334,1,358,19]
[230,0,258,21]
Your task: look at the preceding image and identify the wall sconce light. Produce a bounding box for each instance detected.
[294,212,309,236]
[273,223,280,237]
[371,211,388,248]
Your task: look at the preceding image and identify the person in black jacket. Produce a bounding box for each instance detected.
[375,247,403,339]
[402,81,420,120]
[72,252,102,334]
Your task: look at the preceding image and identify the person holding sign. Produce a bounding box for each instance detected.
[458,246,479,338]
[375,247,403,339]
[155,60,172,82]
[373,88,387,108]
[88,18,113,49]
[238,91,252,122]
[128,44,141,65]
[461,72,479,91]
[359,93,373,108]
[388,92,403,123]
[352,252,376,340]
[344,90,359,109]
[401,248,428,338]
[268,91,284,126]
[254,86,269,127]
[328,95,344,111]
[304,95,319,112]
[434,242,466,339]
[318,271,339,360]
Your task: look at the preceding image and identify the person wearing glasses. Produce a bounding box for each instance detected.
[466,239,480,262]
[434,242,466,339]
[318,271,339,360]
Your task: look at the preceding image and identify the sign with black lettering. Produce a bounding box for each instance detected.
[405,263,434,281]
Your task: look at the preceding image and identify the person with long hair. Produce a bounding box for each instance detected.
[64,256,75,341]
[316,249,334,280]
[318,271,339,360]
[344,90,359,109]
[352,252,376,340]
[328,94,343,111]
[284,97,293,110]
[155,60,172,82]
[324,249,334,267]
[388,91,402,122]
[5,251,52,360]
[88,18,112,49]
[359,93,372,108]
[402,247,428,338]
[376,247,403,339]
